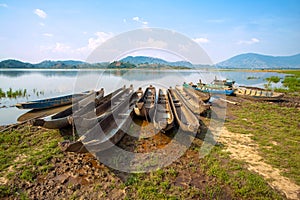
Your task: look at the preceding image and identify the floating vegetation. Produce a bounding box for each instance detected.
[0,88,5,98]
[265,76,281,83]
[264,76,281,90]
[247,76,260,80]
[0,88,45,99]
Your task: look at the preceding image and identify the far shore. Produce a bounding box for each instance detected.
[0,67,299,72]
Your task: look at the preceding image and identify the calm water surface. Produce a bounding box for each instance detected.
[0,69,286,125]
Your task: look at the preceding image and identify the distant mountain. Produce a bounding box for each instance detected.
[0,60,89,69]
[0,59,34,68]
[217,53,300,69]
[2,53,300,69]
[120,56,193,68]
[36,60,86,68]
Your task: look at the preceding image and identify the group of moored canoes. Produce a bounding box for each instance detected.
[186,77,284,101]
[133,85,210,133]
[28,85,139,153]
[15,84,213,153]
[14,76,285,153]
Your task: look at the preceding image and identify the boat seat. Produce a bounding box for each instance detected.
[160,113,170,118]
[245,89,251,95]
[256,90,262,96]
[250,90,257,96]
[174,102,182,107]
[159,100,167,104]
[240,89,246,95]
[158,108,168,112]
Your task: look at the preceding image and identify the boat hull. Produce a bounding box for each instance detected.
[234,87,284,101]
[16,91,94,110]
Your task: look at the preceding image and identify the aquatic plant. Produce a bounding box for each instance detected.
[0,88,44,99]
[265,76,281,83]
[0,88,6,98]
[247,76,259,80]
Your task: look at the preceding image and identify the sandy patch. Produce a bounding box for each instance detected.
[218,128,300,200]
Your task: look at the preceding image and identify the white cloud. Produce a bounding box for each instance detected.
[132,16,140,22]
[87,32,113,50]
[43,33,53,37]
[34,9,47,19]
[52,42,71,53]
[76,31,114,54]
[40,32,113,60]
[39,22,45,26]
[193,37,210,44]
[123,18,127,23]
[132,16,149,27]
[238,38,260,45]
[0,3,8,7]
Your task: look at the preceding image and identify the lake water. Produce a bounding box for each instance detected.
[0,69,286,125]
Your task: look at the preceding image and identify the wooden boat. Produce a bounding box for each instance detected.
[153,89,174,132]
[136,87,144,100]
[15,90,95,110]
[211,78,235,87]
[175,86,210,115]
[195,84,234,96]
[234,86,284,101]
[74,86,133,129]
[189,78,235,96]
[17,104,71,123]
[168,87,200,133]
[76,87,138,152]
[134,85,156,121]
[183,84,210,102]
[51,88,105,119]
[31,87,125,129]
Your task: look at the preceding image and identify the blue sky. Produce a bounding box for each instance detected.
[0,0,299,63]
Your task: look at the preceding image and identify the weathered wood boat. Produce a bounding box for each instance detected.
[153,89,174,132]
[211,78,235,87]
[183,84,210,102]
[16,90,95,110]
[234,86,284,101]
[134,85,156,121]
[168,87,200,133]
[189,78,234,96]
[195,84,234,96]
[136,87,144,99]
[75,86,133,129]
[50,88,105,119]
[76,87,138,152]
[31,87,125,129]
[175,86,210,115]
[17,104,72,122]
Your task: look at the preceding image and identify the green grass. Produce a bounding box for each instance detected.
[200,147,283,200]
[265,76,281,83]
[274,70,300,93]
[278,70,300,77]
[120,140,283,200]
[226,102,300,185]
[0,125,63,197]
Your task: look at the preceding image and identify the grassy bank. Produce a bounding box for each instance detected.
[226,100,300,185]
[0,123,285,199]
[0,125,64,198]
